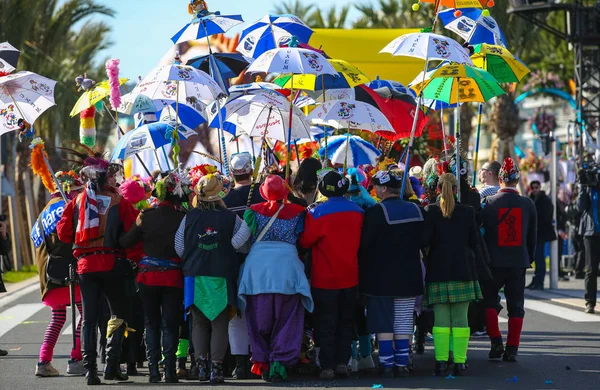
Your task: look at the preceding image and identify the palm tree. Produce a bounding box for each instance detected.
[272,0,315,20]
[0,0,113,268]
[353,0,432,29]
[308,5,350,29]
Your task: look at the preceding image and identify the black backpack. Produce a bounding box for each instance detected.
[36,214,72,286]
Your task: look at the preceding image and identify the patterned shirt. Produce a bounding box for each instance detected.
[479,185,500,201]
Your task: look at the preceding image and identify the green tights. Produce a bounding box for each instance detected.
[432,302,470,363]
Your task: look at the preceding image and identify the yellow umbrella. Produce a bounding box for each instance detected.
[471,44,530,83]
[273,59,370,91]
[70,78,128,117]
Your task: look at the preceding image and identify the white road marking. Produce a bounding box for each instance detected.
[0,284,39,308]
[0,303,46,339]
[523,299,600,322]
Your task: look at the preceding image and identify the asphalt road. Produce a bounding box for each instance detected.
[1,281,599,390]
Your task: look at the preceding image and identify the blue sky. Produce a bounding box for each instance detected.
[89,0,359,80]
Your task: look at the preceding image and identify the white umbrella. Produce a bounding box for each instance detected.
[247,46,337,76]
[380,32,473,65]
[0,42,20,73]
[0,71,56,135]
[219,93,311,143]
[319,134,381,168]
[308,99,394,134]
[311,88,356,102]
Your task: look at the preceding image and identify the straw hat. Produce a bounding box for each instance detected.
[195,173,229,202]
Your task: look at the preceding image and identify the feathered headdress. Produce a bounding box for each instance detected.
[154,170,193,203]
[55,140,113,179]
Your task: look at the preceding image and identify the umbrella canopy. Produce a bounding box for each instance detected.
[171,13,244,44]
[367,76,415,97]
[236,14,313,59]
[318,134,381,167]
[70,78,129,116]
[157,104,206,129]
[111,120,197,161]
[354,85,428,139]
[186,52,253,79]
[136,64,223,104]
[311,88,356,102]
[214,92,311,142]
[273,59,370,91]
[247,46,337,76]
[229,81,281,95]
[308,99,394,134]
[411,64,505,104]
[380,32,473,65]
[422,98,460,111]
[471,44,530,83]
[0,71,56,135]
[418,0,484,9]
[439,8,507,47]
[0,42,19,74]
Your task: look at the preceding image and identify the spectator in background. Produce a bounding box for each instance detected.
[576,179,600,314]
[478,161,502,200]
[566,186,585,279]
[527,181,557,290]
[0,217,10,357]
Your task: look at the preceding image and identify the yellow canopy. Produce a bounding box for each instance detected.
[70,78,129,117]
[309,29,425,86]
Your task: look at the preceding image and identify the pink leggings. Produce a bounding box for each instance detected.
[39,302,83,363]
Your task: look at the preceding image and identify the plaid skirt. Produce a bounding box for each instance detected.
[422,281,482,307]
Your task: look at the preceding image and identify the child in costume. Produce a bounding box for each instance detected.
[175,169,251,384]
[421,173,484,376]
[359,166,425,378]
[32,170,85,377]
[237,174,313,382]
[120,171,190,383]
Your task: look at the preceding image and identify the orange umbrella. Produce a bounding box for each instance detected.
[415,0,494,15]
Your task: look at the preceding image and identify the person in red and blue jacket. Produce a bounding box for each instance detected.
[299,169,364,380]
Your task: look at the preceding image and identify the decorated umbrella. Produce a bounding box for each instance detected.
[157,103,206,129]
[110,120,197,170]
[439,7,507,47]
[0,71,57,136]
[186,52,253,80]
[118,90,202,116]
[236,14,313,59]
[411,63,504,197]
[69,78,128,117]
[246,42,337,178]
[273,59,370,93]
[171,7,243,45]
[0,42,20,74]
[380,31,472,190]
[307,99,394,134]
[229,80,282,95]
[318,134,381,168]
[367,76,415,97]
[469,43,529,183]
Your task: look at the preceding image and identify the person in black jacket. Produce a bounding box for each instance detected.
[422,173,484,377]
[576,179,600,313]
[359,167,424,378]
[527,181,557,290]
[0,217,9,357]
[481,158,537,362]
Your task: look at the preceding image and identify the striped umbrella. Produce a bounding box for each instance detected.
[318,134,381,168]
[171,13,243,44]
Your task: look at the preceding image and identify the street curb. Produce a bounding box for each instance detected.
[0,276,39,308]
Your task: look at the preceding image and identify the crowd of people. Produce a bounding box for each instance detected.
[21,141,550,386]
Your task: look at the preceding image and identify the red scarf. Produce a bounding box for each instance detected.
[251,201,305,219]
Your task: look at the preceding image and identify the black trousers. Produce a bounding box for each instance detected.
[584,236,600,308]
[481,267,526,318]
[120,280,145,365]
[573,234,586,275]
[138,283,183,369]
[79,270,128,369]
[312,287,356,370]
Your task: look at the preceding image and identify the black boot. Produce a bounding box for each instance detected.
[164,358,179,383]
[189,356,198,378]
[104,325,128,381]
[232,355,249,379]
[177,357,189,379]
[148,364,161,383]
[415,332,425,355]
[127,362,138,376]
[503,346,518,362]
[197,356,209,382]
[210,361,225,384]
[454,363,467,376]
[434,361,448,377]
[85,368,102,386]
[488,338,505,359]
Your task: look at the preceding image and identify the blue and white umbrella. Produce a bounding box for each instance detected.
[110,120,197,161]
[236,14,313,59]
[318,134,381,168]
[367,76,415,97]
[171,13,244,44]
[157,103,206,129]
[439,8,507,47]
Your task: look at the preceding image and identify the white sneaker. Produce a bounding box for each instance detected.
[67,359,86,375]
[358,355,375,370]
[350,358,359,372]
[36,362,60,377]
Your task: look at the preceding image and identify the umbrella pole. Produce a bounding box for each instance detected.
[294,139,301,165]
[236,137,240,153]
[455,79,461,201]
[215,98,229,175]
[440,107,449,160]
[173,81,182,168]
[154,149,164,172]
[400,56,429,197]
[376,135,383,151]
[321,77,329,166]
[285,82,296,183]
[38,144,68,202]
[343,130,351,174]
[246,107,272,207]
[471,103,483,187]
[104,108,155,179]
